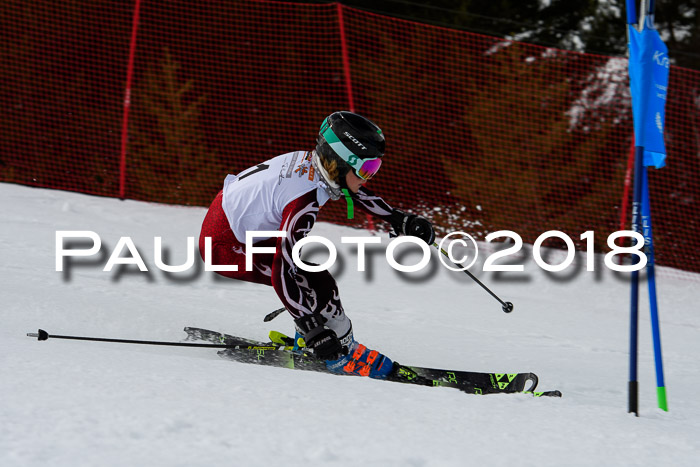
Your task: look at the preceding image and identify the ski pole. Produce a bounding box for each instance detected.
[27,329,238,348]
[432,242,514,313]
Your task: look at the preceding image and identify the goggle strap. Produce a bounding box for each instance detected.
[320,121,363,170]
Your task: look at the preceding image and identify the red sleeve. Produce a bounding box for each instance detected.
[271,190,320,319]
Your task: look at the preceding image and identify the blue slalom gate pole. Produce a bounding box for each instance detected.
[625,0,641,417]
[641,168,668,411]
[628,146,644,416]
[625,0,669,415]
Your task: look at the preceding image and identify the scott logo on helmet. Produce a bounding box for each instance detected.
[343,131,367,150]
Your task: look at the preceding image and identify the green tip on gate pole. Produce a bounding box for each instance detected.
[657,386,668,412]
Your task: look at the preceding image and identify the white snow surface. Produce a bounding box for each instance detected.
[1,183,699,467]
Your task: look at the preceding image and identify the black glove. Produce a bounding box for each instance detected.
[295,314,348,360]
[389,209,436,245]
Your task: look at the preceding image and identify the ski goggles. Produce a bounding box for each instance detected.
[320,121,383,180]
[349,156,382,180]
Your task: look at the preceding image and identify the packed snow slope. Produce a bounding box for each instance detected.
[1,183,699,467]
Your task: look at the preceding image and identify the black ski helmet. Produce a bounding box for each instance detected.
[316,111,385,181]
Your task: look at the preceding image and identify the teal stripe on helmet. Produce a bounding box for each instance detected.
[320,123,362,169]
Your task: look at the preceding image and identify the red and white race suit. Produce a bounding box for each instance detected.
[199,150,396,336]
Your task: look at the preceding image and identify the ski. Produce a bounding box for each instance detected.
[184,327,562,397]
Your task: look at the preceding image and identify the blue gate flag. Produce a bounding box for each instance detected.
[628,24,670,168]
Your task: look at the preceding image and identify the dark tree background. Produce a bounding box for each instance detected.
[301,0,700,70]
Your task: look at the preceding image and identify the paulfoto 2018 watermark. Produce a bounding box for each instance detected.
[55,230,647,274]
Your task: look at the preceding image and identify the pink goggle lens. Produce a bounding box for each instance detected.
[355,158,382,180]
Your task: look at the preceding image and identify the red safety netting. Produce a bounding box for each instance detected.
[1,0,699,274]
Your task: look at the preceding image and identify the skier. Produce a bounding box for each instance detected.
[199,111,435,379]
